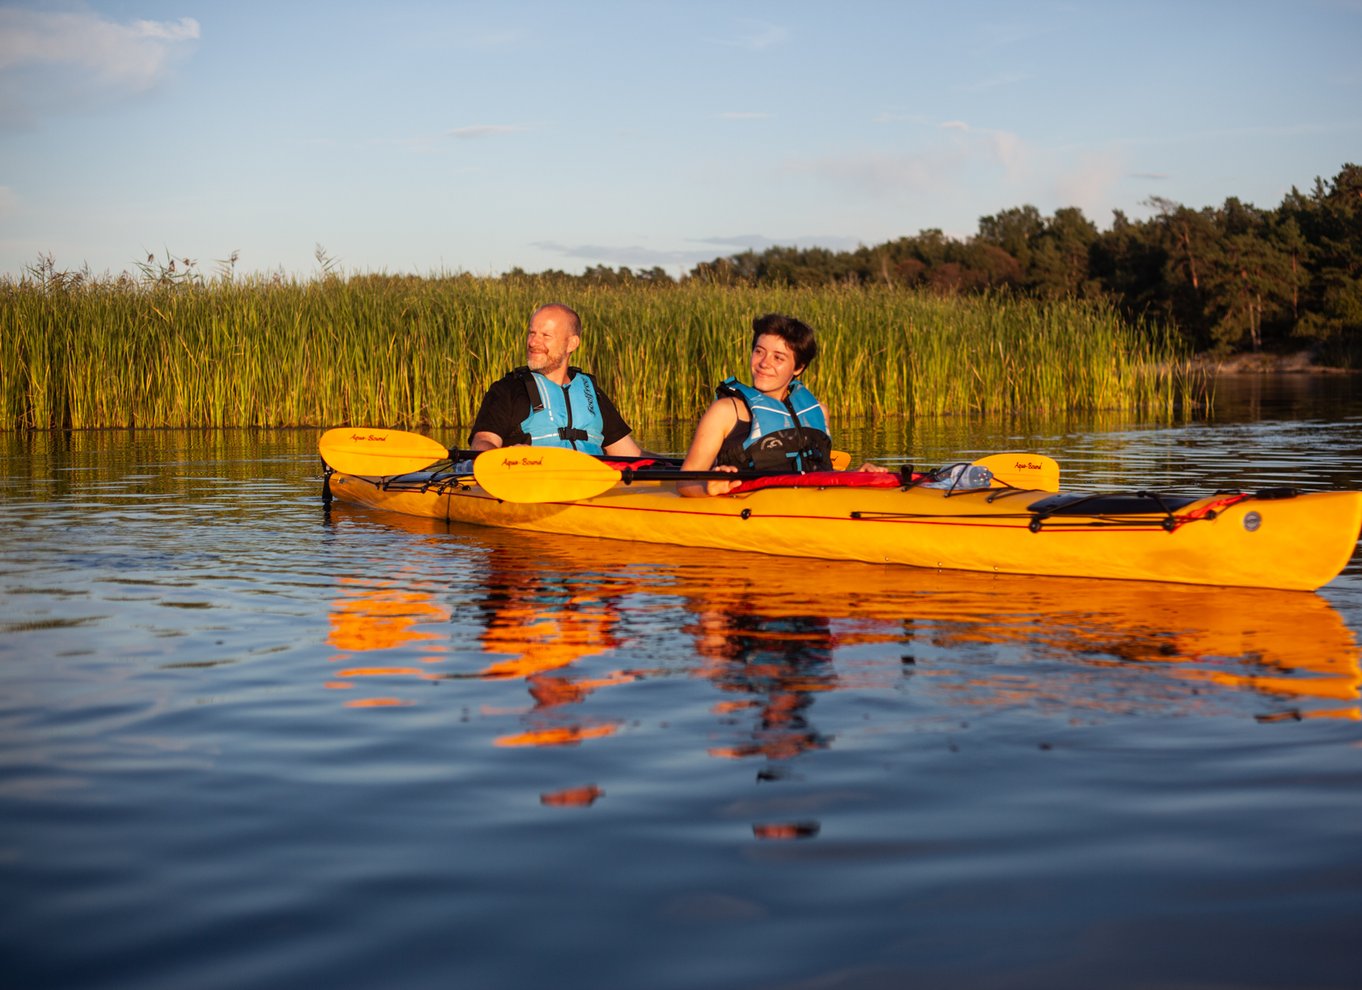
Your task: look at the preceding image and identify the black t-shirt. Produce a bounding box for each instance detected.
[468,368,633,448]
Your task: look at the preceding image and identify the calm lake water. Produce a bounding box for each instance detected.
[3,374,1361,990]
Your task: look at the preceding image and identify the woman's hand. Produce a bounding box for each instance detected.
[704,464,740,495]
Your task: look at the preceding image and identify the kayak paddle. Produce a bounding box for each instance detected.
[471,447,788,502]
[319,427,454,476]
[473,447,1060,504]
[972,452,1059,491]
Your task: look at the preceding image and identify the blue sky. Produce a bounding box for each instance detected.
[2,0,1359,280]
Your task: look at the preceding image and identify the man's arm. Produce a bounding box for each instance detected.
[595,386,646,457]
[603,434,642,457]
[468,377,523,451]
[469,431,504,451]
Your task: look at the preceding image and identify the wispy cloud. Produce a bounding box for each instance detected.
[0,9,198,126]
[873,111,931,125]
[958,71,1032,93]
[789,151,941,197]
[709,18,789,50]
[939,120,1027,177]
[454,29,525,50]
[694,233,865,253]
[449,124,529,140]
[786,120,1030,202]
[529,232,868,272]
[1053,152,1127,216]
[531,240,710,268]
[975,16,1065,52]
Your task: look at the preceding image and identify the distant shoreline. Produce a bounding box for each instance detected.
[1192,351,1358,375]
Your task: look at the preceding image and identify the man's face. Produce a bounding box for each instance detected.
[526,311,579,378]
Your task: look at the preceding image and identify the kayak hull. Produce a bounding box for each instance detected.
[327,472,1362,592]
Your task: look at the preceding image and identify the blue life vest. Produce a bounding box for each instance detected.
[518,367,606,454]
[715,377,832,472]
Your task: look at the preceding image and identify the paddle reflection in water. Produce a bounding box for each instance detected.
[325,504,1361,817]
[327,575,452,706]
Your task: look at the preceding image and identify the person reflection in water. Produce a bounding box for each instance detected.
[472,547,639,749]
[692,608,837,765]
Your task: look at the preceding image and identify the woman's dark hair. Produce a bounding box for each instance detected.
[750,313,817,370]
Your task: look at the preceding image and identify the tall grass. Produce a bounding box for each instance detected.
[1,271,1202,431]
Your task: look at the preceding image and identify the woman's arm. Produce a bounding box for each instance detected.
[677,398,742,497]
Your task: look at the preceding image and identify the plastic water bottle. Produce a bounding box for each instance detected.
[924,464,993,489]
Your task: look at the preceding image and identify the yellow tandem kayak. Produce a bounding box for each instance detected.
[323,450,1362,592]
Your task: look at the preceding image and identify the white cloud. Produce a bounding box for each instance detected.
[959,71,1033,94]
[873,111,929,125]
[937,120,1028,180]
[0,10,198,82]
[527,232,870,272]
[988,130,1027,179]
[792,121,1030,199]
[791,151,941,196]
[710,19,789,50]
[1053,152,1126,216]
[450,124,528,139]
[696,233,865,253]
[455,29,525,50]
[0,9,199,125]
[531,239,711,268]
[131,18,200,44]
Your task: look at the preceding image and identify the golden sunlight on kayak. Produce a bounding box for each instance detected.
[325,443,1362,591]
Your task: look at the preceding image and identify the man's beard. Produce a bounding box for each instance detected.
[528,348,566,375]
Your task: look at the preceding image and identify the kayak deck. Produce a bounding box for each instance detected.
[326,469,1362,592]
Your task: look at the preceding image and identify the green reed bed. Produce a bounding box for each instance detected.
[1,273,1199,430]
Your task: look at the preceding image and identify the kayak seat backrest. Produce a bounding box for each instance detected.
[1026,492,1203,515]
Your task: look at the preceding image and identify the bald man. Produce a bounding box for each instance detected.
[468,303,643,456]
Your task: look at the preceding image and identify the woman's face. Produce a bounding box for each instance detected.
[749,333,803,397]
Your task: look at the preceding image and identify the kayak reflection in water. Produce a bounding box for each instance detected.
[678,313,889,496]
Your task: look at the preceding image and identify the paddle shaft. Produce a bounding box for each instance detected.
[614,465,880,484]
[412,445,823,471]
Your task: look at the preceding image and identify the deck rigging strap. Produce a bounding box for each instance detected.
[850,488,1253,532]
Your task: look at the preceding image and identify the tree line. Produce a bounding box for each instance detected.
[540,164,1361,364]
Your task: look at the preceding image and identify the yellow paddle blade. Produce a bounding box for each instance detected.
[975,452,1060,492]
[473,446,621,503]
[830,449,852,471]
[319,427,449,476]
